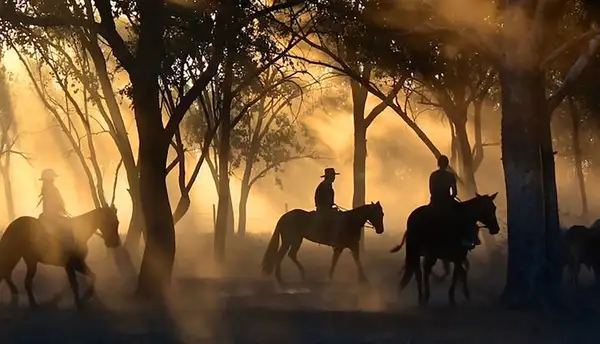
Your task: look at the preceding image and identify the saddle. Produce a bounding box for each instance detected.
[310,209,343,236]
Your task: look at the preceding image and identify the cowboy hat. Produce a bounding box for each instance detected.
[320,167,340,178]
[40,168,58,181]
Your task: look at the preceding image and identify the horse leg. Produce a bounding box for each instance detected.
[422,256,436,304]
[349,244,368,284]
[414,258,425,306]
[287,239,306,281]
[65,264,83,310]
[328,247,343,281]
[70,258,96,302]
[274,242,292,285]
[458,259,470,301]
[23,260,39,308]
[4,276,19,307]
[448,263,462,306]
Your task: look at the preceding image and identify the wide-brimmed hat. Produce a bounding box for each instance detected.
[320,167,340,178]
[40,168,58,181]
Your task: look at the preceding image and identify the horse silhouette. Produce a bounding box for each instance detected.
[261,202,385,284]
[391,193,500,306]
[562,224,600,286]
[0,206,120,310]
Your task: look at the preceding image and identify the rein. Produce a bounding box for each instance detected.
[336,204,375,229]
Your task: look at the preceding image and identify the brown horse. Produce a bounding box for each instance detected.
[0,206,121,310]
[261,202,385,284]
[391,193,500,306]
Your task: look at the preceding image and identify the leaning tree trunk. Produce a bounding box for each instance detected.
[568,97,588,222]
[499,65,560,309]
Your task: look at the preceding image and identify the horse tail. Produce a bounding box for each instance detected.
[390,230,408,253]
[261,218,284,276]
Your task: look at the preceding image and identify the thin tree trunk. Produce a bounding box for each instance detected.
[0,156,15,221]
[350,76,369,251]
[214,51,234,264]
[568,97,588,222]
[454,118,478,196]
[472,99,484,172]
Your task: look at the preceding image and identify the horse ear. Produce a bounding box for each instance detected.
[490,192,498,200]
[371,201,374,205]
[376,201,380,205]
[475,192,482,197]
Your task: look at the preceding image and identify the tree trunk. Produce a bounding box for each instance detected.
[499,66,559,308]
[472,99,484,172]
[214,52,234,264]
[350,77,369,250]
[0,155,15,221]
[568,97,588,222]
[134,88,175,297]
[454,118,478,196]
[207,153,235,238]
[237,182,250,237]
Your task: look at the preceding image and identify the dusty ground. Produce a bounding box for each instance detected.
[0,231,599,343]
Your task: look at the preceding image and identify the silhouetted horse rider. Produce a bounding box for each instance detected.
[37,169,75,249]
[314,168,342,240]
[429,156,480,248]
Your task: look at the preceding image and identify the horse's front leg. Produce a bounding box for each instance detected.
[349,244,368,284]
[65,262,83,310]
[448,261,463,306]
[23,259,39,308]
[422,256,437,304]
[328,247,344,281]
[71,258,96,302]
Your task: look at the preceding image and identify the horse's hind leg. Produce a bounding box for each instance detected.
[287,239,306,281]
[349,244,368,284]
[23,260,39,308]
[422,256,436,304]
[274,242,292,285]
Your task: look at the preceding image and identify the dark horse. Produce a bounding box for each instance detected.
[261,202,385,284]
[0,206,121,309]
[391,193,500,306]
[562,224,600,286]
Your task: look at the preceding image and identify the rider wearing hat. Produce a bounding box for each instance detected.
[314,168,341,240]
[37,168,74,249]
[429,155,480,248]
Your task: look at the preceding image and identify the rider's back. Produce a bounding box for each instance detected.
[429,169,456,203]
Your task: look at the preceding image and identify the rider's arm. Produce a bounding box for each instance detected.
[450,174,458,198]
[428,173,435,195]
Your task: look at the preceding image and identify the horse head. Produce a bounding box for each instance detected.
[368,201,385,234]
[473,192,500,235]
[98,205,121,248]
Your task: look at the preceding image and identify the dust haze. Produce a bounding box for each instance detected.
[0,1,599,342]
